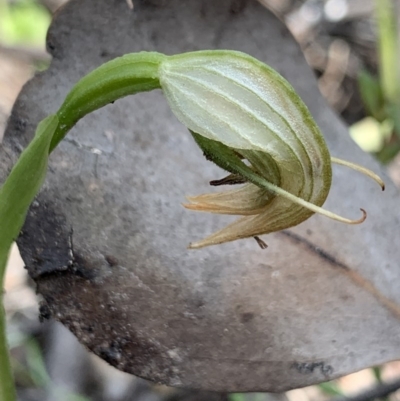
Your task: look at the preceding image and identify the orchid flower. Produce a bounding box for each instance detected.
[1,50,384,260]
[159,51,384,248]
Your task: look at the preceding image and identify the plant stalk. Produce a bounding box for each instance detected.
[375,0,400,104]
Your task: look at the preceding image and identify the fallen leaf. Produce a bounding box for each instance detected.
[2,0,400,392]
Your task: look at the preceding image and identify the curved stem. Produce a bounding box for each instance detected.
[0,52,167,399]
[0,116,59,401]
[51,51,165,151]
[0,53,167,399]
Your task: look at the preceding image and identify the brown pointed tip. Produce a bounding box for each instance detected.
[357,208,367,224]
[330,157,385,191]
[370,175,385,191]
[375,178,385,191]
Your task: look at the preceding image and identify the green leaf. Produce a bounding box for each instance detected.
[357,70,384,120]
[0,114,58,283]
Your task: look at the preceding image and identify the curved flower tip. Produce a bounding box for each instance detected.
[354,208,367,224]
[331,157,385,191]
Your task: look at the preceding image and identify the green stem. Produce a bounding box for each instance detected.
[0,298,17,401]
[375,0,400,104]
[0,116,59,401]
[51,51,165,151]
[0,53,166,400]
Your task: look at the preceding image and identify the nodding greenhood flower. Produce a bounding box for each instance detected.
[2,50,384,258]
[158,50,384,248]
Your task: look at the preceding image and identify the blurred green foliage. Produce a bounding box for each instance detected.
[0,0,51,48]
[354,0,400,164]
[8,330,91,401]
[229,391,271,400]
[317,381,344,397]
